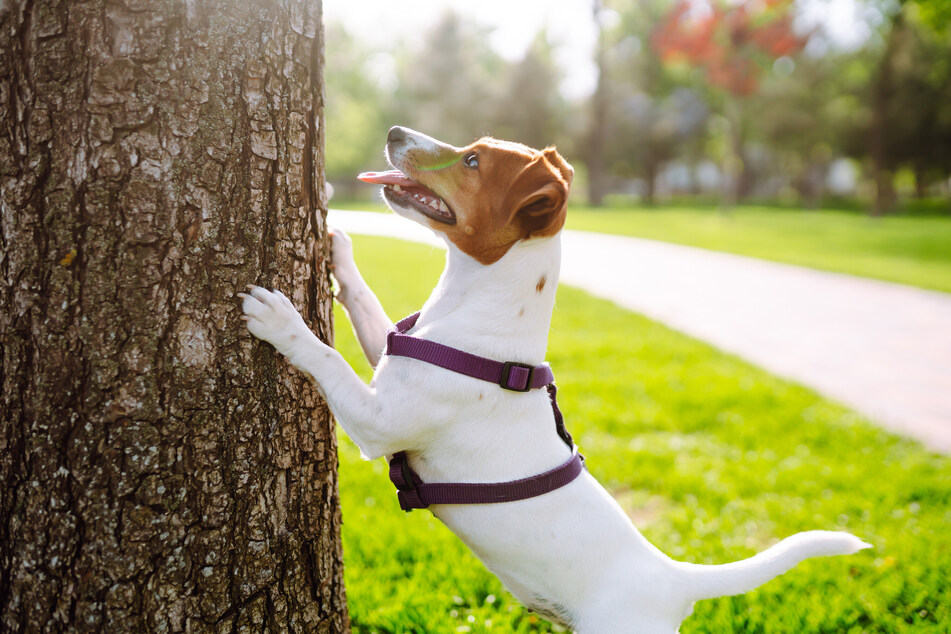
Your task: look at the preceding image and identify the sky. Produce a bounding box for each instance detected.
[324,0,600,99]
[324,0,872,100]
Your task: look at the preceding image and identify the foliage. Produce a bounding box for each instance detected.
[879,12,951,182]
[492,31,570,152]
[324,1,951,209]
[652,0,807,96]
[334,235,951,632]
[324,23,398,196]
[596,0,709,204]
[390,11,506,144]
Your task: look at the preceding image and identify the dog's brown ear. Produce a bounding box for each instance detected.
[502,151,572,238]
[543,147,574,187]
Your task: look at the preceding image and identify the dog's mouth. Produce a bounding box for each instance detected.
[358,170,456,225]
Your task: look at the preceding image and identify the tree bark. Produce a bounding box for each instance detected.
[0,0,347,631]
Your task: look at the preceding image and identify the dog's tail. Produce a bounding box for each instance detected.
[675,531,871,602]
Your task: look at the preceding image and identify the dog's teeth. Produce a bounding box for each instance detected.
[392,185,402,193]
[414,194,422,200]
[438,200,450,213]
[428,198,439,210]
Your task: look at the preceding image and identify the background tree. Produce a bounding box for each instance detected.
[601,0,708,205]
[324,23,396,199]
[0,0,347,630]
[864,0,951,213]
[585,0,612,207]
[320,1,950,211]
[652,0,808,207]
[752,54,847,206]
[394,10,505,144]
[493,31,569,152]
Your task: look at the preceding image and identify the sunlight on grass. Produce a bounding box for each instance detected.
[566,206,951,293]
[333,235,951,632]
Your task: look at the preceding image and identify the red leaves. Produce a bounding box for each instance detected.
[652,0,807,96]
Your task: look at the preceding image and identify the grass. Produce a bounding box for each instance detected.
[329,200,951,293]
[565,205,951,294]
[333,235,951,632]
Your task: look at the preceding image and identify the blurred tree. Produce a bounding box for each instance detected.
[883,14,951,201]
[586,0,612,207]
[753,54,851,206]
[325,23,398,198]
[0,0,347,630]
[325,13,571,199]
[600,0,708,205]
[493,31,568,152]
[652,0,808,207]
[865,0,951,213]
[394,10,506,145]
[913,0,951,31]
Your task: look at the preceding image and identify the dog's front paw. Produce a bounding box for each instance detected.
[328,226,359,284]
[328,225,354,269]
[240,285,309,355]
[328,226,361,304]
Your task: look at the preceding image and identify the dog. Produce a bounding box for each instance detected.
[240,126,870,632]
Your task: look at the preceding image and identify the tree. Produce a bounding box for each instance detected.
[599,0,708,205]
[394,10,506,144]
[586,0,612,207]
[324,22,397,199]
[753,54,848,206]
[493,31,568,152]
[864,0,951,213]
[0,0,347,630]
[652,0,808,207]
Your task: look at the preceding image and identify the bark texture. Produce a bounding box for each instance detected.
[0,0,347,631]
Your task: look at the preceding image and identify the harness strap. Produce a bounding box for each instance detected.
[389,450,584,512]
[547,383,574,448]
[386,312,553,392]
[384,311,582,512]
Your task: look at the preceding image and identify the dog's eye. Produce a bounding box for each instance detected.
[463,152,479,169]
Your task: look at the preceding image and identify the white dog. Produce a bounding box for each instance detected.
[241,127,869,632]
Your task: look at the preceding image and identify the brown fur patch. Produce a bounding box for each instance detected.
[536,276,547,293]
[402,137,574,264]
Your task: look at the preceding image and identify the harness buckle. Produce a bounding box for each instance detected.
[500,361,535,392]
[389,451,426,512]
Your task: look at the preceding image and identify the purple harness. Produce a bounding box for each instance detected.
[385,312,583,512]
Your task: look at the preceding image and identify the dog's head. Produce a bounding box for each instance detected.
[360,127,573,264]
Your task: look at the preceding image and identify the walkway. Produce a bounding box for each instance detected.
[328,209,951,454]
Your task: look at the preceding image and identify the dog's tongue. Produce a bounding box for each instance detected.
[357,170,417,187]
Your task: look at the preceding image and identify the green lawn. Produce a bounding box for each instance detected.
[565,205,951,294]
[330,201,951,293]
[333,235,951,633]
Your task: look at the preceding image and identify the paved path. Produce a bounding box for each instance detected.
[328,209,951,454]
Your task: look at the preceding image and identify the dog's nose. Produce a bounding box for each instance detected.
[387,126,407,144]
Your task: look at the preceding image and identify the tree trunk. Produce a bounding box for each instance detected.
[0,1,348,631]
[587,0,609,207]
[644,159,658,206]
[721,96,745,212]
[870,8,903,217]
[913,163,928,200]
